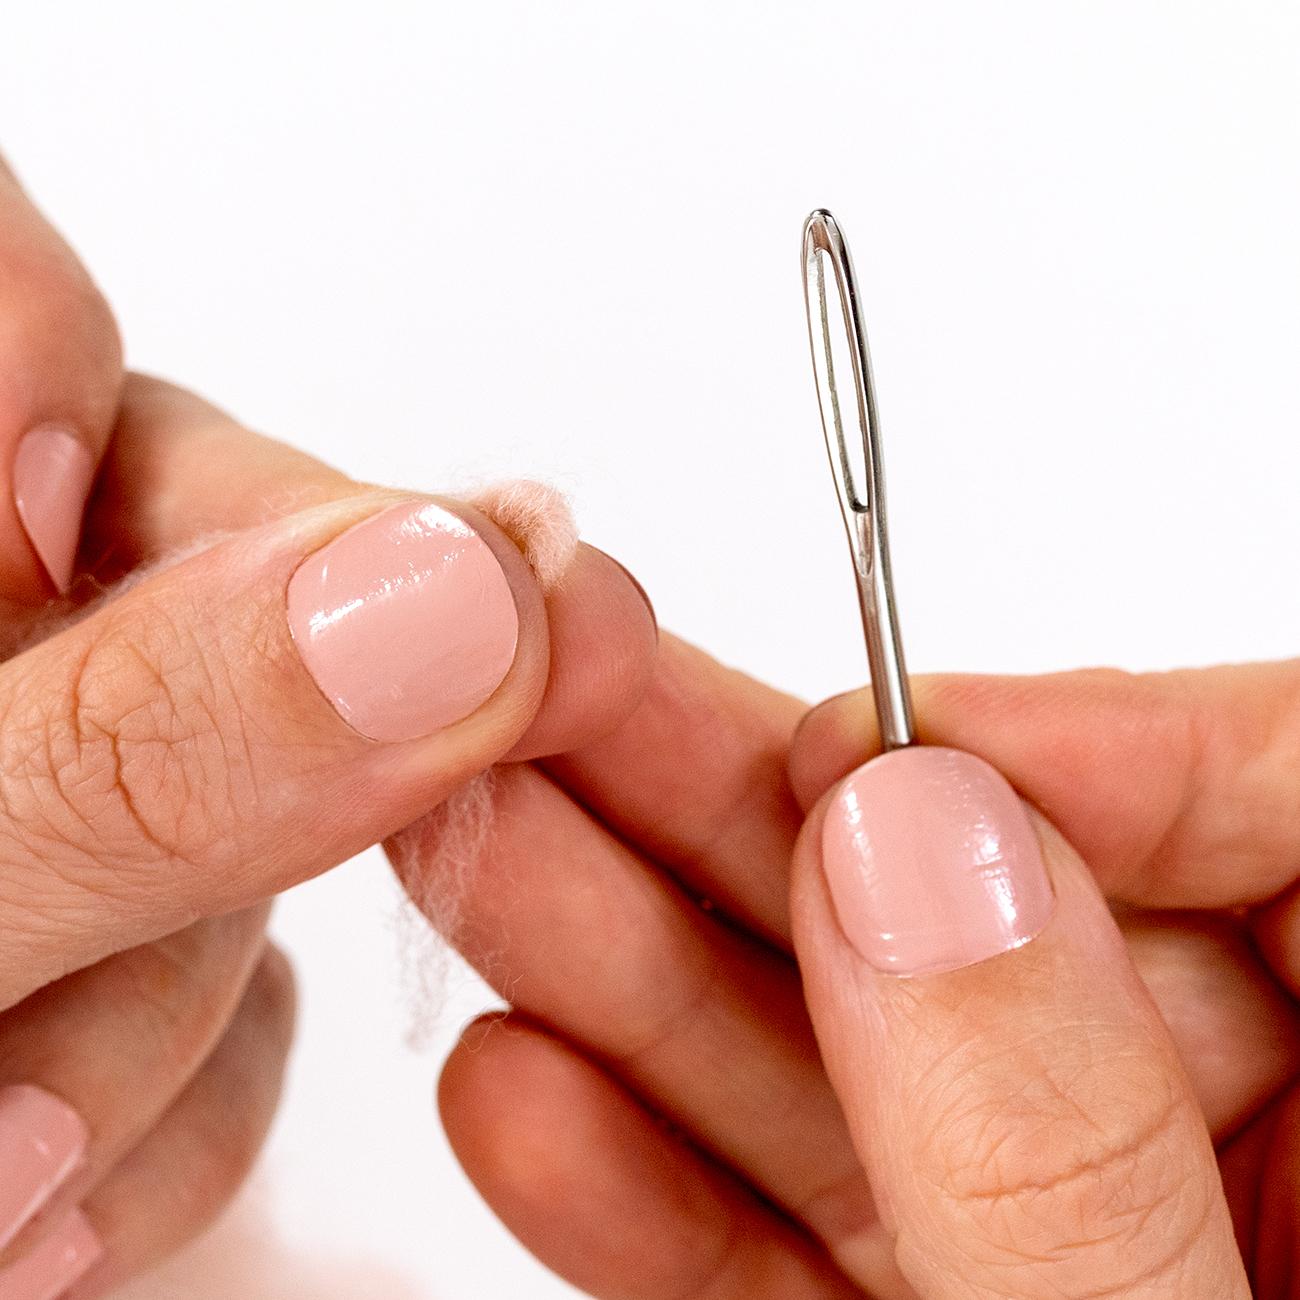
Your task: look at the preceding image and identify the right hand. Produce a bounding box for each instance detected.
[427,642,1298,1296]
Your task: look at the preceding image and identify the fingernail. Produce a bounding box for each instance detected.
[287,501,520,742]
[0,1086,88,1258]
[0,1210,102,1300]
[821,747,1055,976]
[0,1087,88,1252]
[12,427,95,594]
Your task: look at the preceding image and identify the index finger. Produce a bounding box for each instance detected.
[0,153,122,601]
[790,663,1300,912]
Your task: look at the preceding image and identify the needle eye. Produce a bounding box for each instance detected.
[801,209,916,752]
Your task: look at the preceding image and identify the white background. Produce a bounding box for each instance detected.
[2,2,1299,1296]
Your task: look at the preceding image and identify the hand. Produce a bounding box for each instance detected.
[423,641,1298,1296]
[0,159,657,1297]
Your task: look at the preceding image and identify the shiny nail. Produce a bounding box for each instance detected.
[0,1087,87,1254]
[287,501,520,742]
[12,427,95,594]
[821,747,1055,976]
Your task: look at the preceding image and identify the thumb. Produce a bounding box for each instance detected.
[0,490,655,1007]
[791,746,1249,1299]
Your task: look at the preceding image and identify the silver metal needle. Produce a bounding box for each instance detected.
[801,209,916,751]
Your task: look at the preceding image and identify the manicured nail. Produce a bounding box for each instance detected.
[12,427,95,594]
[287,501,520,742]
[0,1210,102,1300]
[0,1087,88,1252]
[821,747,1055,976]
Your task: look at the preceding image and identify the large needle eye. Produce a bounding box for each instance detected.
[802,209,915,752]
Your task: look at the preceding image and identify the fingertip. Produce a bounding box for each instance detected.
[0,169,123,603]
[789,689,880,812]
[440,1012,521,1098]
[503,542,659,761]
[438,1014,567,1188]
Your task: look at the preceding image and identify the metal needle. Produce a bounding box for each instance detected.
[802,209,916,751]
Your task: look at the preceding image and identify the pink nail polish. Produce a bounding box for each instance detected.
[12,427,95,594]
[821,747,1055,976]
[0,1087,88,1252]
[287,501,520,742]
[0,1210,102,1300]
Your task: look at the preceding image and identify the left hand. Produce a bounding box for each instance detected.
[0,377,656,1299]
[425,641,1300,1296]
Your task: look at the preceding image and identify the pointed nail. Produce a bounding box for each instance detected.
[0,1087,88,1254]
[13,427,95,593]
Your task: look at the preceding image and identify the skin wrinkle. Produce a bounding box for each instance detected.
[106,605,236,849]
[898,1177,1215,1299]
[924,1063,1183,1204]
[0,671,157,956]
[43,628,180,871]
[95,917,270,1086]
[218,616,266,810]
[864,885,1226,1297]
[958,1046,1116,1176]
[23,566,299,909]
[0,565,290,1007]
[603,942,724,1074]
[893,994,1133,1128]
[1051,1188,1215,1300]
[1069,668,1198,901]
[40,644,116,854]
[695,687,798,871]
[908,1067,1216,1295]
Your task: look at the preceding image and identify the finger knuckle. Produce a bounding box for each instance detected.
[913,1022,1216,1289]
[0,597,259,895]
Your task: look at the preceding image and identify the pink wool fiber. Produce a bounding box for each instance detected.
[470,479,578,592]
[388,480,580,1042]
